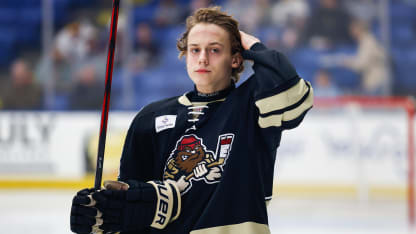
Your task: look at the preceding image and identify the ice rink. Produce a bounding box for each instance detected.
[1,189,415,234]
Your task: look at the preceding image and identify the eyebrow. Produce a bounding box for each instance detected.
[189,42,224,47]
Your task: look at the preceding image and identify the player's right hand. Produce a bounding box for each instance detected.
[70,188,103,234]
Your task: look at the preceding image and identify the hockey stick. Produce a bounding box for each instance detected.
[185,134,234,181]
[94,0,120,190]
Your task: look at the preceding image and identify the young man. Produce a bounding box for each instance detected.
[70,6,313,234]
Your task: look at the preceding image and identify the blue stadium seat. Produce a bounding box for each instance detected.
[159,26,184,48]
[390,1,416,24]
[391,23,414,47]
[0,1,20,8]
[20,0,41,7]
[392,46,416,90]
[328,67,360,88]
[0,8,19,25]
[12,7,41,45]
[176,0,191,4]
[18,7,42,25]
[133,5,157,24]
[0,44,15,66]
[0,27,17,44]
[289,47,321,80]
[290,45,360,90]
[255,26,282,44]
[16,26,41,45]
[0,27,17,66]
[48,94,69,110]
[68,0,98,8]
[53,0,70,26]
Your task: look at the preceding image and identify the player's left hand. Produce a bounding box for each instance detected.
[240,31,260,50]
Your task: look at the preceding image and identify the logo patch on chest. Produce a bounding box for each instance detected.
[163,133,234,195]
[155,115,177,133]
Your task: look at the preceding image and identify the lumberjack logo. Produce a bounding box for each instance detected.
[163,134,234,194]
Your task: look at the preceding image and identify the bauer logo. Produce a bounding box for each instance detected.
[155,115,177,133]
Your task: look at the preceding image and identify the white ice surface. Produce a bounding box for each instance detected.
[0,190,415,234]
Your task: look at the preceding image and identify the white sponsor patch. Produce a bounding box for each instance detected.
[155,115,177,133]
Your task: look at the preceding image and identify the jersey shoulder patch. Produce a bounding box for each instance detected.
[155,115,177,133]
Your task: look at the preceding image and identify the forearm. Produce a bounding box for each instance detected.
[242,43,301,97]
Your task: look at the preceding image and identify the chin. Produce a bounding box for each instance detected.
[191,76,212,86]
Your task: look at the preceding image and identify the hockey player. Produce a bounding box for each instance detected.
[70,6,313,234]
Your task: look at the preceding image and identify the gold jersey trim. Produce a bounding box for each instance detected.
[255,79,310,115]
[178,94,226,107]
[190,221,271,234]
[258,87,313,128]
[178,94,193,106]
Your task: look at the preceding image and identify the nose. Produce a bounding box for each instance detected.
[198,50,208,65]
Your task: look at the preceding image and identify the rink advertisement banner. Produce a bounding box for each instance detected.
[0,110,413,190]
[275,107,411,193]
[0,111,135,180]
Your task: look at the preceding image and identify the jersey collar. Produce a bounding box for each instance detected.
[178,82,235,106]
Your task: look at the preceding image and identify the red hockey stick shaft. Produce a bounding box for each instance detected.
[94,0,120,190]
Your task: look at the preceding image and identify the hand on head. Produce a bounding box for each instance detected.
[239,31,260,50]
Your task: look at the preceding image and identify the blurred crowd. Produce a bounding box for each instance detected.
[0,0,415,110]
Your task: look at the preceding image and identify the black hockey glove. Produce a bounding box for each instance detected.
[70,188,102,234]
[92,180,181,233]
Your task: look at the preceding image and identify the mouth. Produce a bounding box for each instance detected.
[195,69,210,73]
[189,154,201,161]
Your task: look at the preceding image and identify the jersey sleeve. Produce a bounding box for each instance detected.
[242,43,313,131]
[117,111,156,183]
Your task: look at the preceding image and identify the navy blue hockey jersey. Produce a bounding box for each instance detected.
[118,43,313,234]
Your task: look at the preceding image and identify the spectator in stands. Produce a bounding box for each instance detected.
[340,20,390,96]
[271,0,309,28]
[69,64,104,110]
[154,0,186,27]
[300,0,352,49]
[35,46,74,96]
[344,0,378,22]
[55,21,97,62]
[223,0,271,33]
[36,20,101,100]
[0,59,43,110]
[313,69,341,97]
[269,0,309,52]
[128,22,160,72]
[189,0,212,13]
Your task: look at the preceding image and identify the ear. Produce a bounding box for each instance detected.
[231,53,243,69]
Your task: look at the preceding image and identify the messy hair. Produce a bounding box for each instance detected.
[177,6,244,83]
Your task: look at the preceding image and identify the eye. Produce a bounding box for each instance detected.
[186,149,190,153]
[210,48,219,53]
[190,48,199,54]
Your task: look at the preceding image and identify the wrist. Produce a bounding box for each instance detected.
[250,42,266,51]
[147,180,182,229]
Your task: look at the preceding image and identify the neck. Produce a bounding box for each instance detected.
[188,82,235,102]
[195,85,225,94]
[196,90,221,97]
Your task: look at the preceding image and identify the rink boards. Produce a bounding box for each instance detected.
[0,108,412,199]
